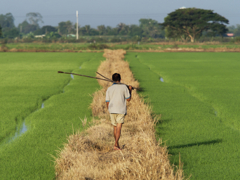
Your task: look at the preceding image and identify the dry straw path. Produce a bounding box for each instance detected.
[55,49,184,180]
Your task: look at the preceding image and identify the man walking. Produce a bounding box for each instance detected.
[106,73,132,150]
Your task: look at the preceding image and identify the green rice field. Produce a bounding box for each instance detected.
[0,53,103,179]
[126,52,240,179]
[1,51,240,179]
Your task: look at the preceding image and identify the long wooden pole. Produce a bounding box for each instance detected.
[58,71,138,90]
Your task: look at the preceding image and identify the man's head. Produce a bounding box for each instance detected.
[112,73,121,82]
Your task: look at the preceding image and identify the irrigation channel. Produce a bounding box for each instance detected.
[0,102,44,146]
[0,74,75,148]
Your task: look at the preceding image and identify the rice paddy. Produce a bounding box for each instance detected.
[0,52,103,179]
[126,52,240,179]
[1,51,240,179]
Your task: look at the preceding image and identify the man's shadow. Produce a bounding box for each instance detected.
[168,139,223,151]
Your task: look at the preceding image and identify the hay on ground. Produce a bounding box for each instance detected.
[55,49,184,180]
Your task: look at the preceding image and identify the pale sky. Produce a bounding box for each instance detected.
[1,0,239,28]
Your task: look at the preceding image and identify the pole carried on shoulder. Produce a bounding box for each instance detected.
[58,71,138,90]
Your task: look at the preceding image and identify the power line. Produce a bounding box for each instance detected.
[13,13,169,18]
[13,12,240,20]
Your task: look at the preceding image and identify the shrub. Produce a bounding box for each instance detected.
[87,44,109,50]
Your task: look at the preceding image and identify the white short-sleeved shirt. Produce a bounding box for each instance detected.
[106,83,131,114]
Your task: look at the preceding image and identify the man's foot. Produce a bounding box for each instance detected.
[113,146,121,150]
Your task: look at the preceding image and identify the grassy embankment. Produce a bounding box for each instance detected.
[0,53,103,179]
[126,52,240,179]
[3,42,240,52]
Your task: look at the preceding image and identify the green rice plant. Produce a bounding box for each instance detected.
[0,52,103,179]
[126,52,240,180]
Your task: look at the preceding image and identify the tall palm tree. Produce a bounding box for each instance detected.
[84,25,91,35]
[97,25,106,35]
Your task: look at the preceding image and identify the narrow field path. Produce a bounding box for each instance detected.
[55,50,184,179]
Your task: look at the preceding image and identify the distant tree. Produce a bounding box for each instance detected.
[227,25,236,33]
[117,23,129,35]
[34,25,57,35]
[83,25,91,35]
[18,20,38,34]
[58,21,74,35]
[79,25,99,36]
[42,25,57,34]
[97,25,106,35]
[164,28,187,41]
[26,32,35,38]
[234,25,240,36]
[139,19,164,38]
[128,25,143,37]
[161,8,229,42]
[0,25,2,37]
[45,32,61,39]
[33,28,44,35]
[0,13,15,29]
[228,24,240,36]
[78,26,85,36]
[26,12,43,28]
[3,27,20,38]
[89,28,99,36]
[58,22,67,34]
[105,26,118,35]
[65,21,74,34]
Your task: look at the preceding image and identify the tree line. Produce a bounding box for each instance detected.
[0,12,165,40]
[0,9,239,42]
[227,25,240,36]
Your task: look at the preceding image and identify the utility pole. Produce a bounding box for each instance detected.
[76,11,79,40]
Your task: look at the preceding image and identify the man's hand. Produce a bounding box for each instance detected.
[127,85,132,102]
[128,85,133,91]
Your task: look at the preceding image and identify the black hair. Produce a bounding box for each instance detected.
[112,73,121,81]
